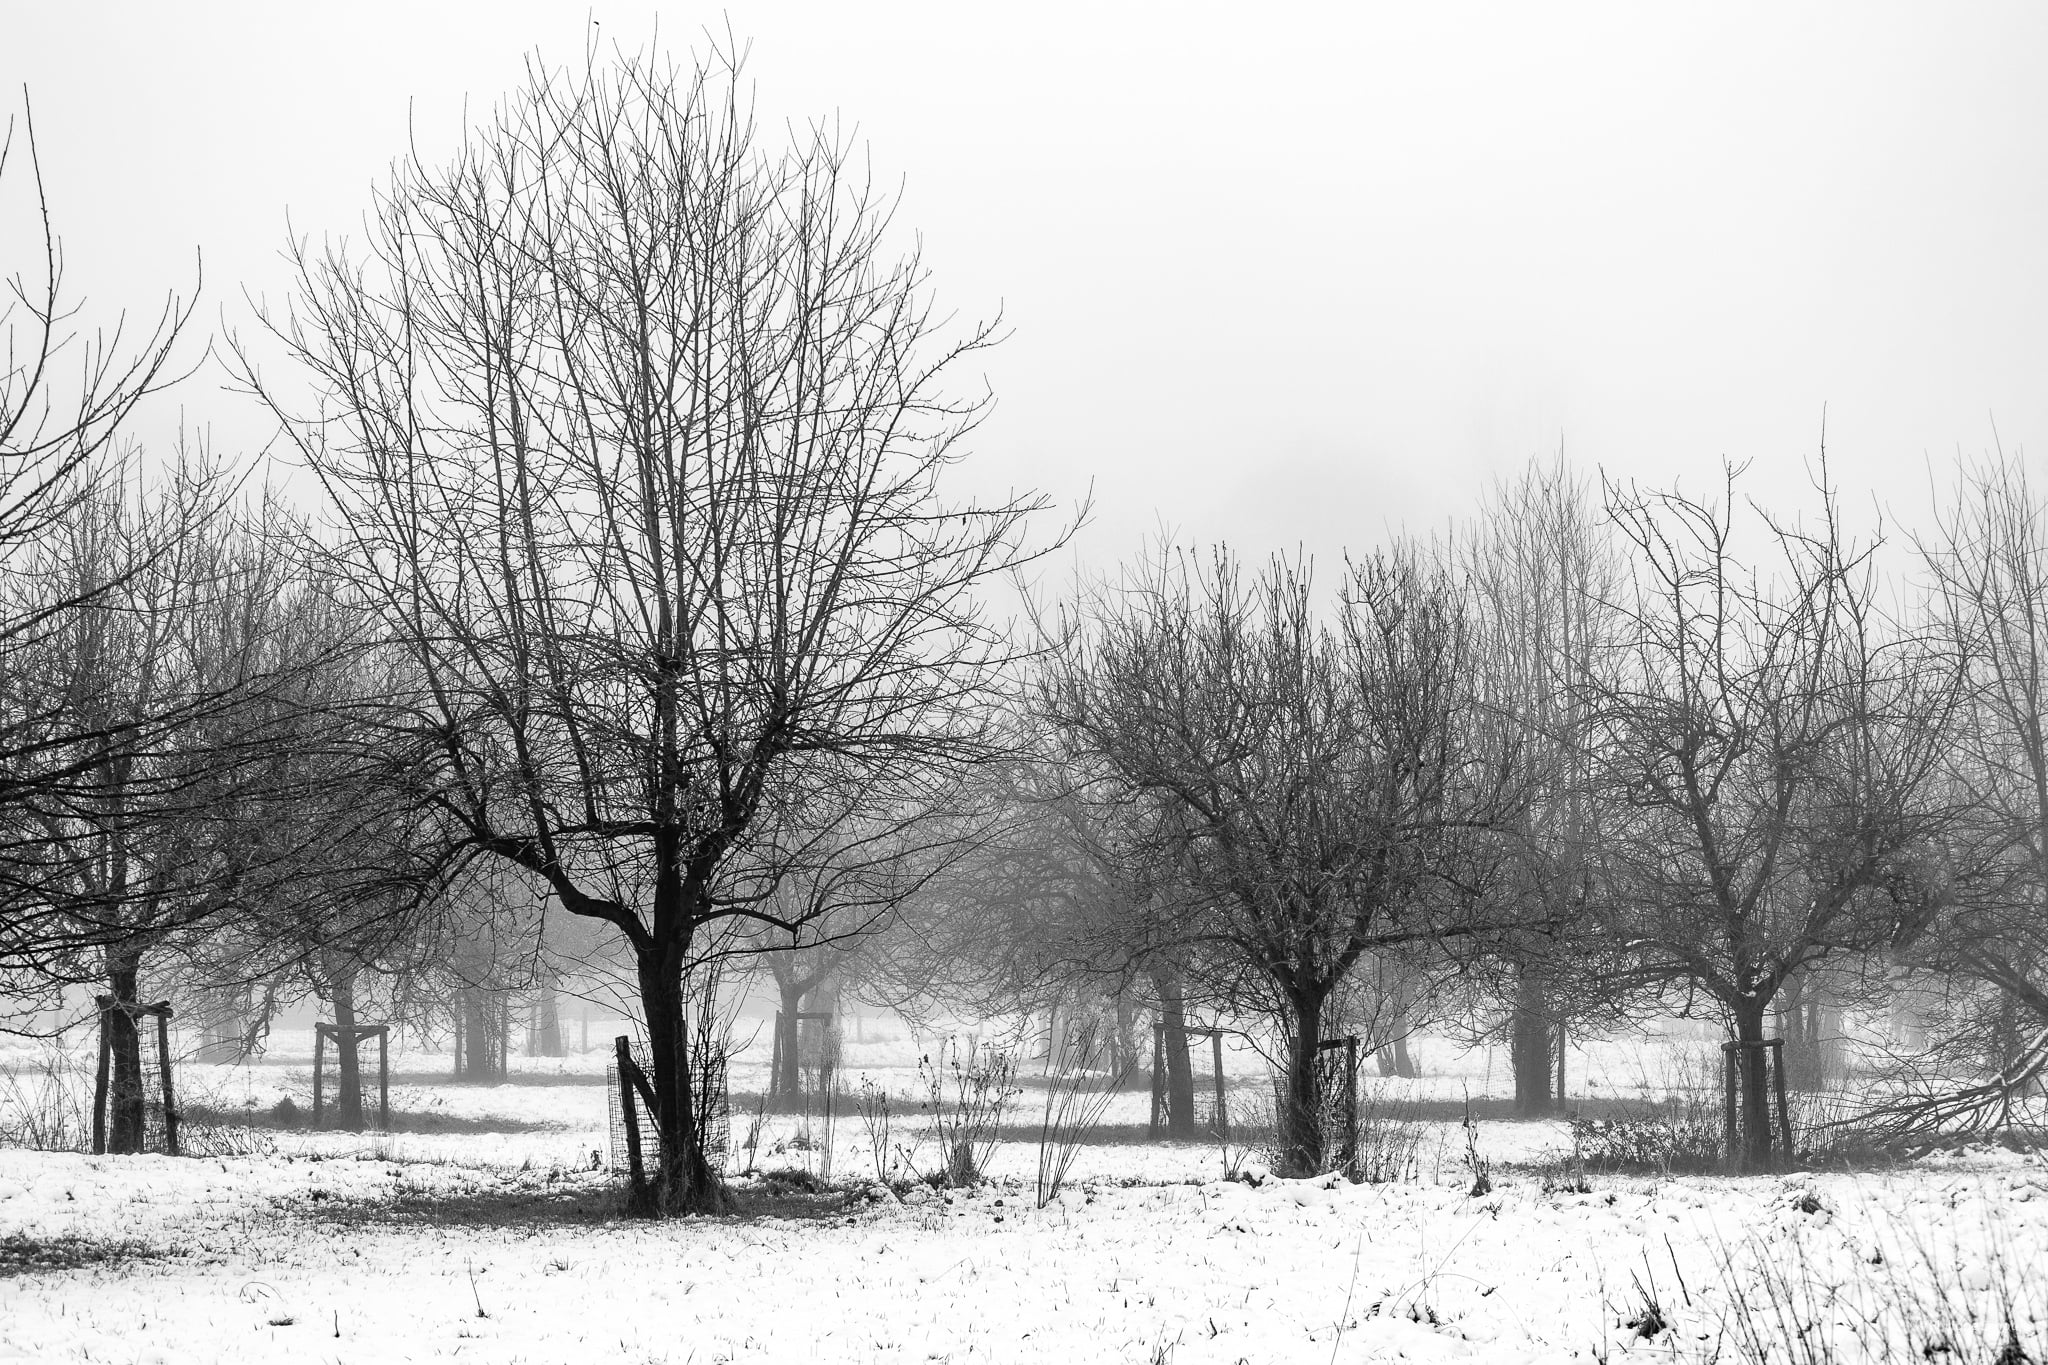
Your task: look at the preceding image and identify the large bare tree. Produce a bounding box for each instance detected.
[243,42,1054,1210]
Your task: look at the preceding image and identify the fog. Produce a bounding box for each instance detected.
[10,3,2047,561]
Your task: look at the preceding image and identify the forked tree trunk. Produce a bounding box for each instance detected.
[1371,984,1421,1079]
[1389,1029,1416,1078]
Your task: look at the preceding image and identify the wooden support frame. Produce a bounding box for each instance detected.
[769,1010,837,1101]
[1720,1037,1795,1168]
[91,998,179,1156]
[312,1023,391,1129]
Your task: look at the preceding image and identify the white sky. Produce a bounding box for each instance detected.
[9,3,2047,570]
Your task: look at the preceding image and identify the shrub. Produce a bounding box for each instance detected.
[0,1045,93,1152]
[1035,1024,1128,1208]
[915,1040,1018,1188]
[1351,1082,1426,1185]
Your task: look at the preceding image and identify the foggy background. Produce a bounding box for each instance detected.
[8,2,2047,563]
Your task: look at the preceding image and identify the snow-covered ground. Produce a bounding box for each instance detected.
[2,1023,2043,1363]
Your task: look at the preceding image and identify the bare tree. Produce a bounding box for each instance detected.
[1043,544,1520,1175]
[1898,452,2048,1129]
[736,810,956,1105]
[0,93,200,1005]
[0,454,287,1147]
[241,41,1055,1211]
[1585,462,1957,1166]
[883,755,1207,1123]
[1462,454,1629,1113]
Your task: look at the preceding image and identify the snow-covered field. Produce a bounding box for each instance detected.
[2,1023,2044,1363]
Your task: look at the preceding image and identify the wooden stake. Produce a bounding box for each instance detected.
[1148,1023,1165,1139]
[92,997,111,1156]
[1721,1040,1740,1170]
[615,1036,646,1195]
[1211,1029,1229,1140]
[156,1005,179,1156]
[1770,1038,1795,1163]
[313,1025,327,1127]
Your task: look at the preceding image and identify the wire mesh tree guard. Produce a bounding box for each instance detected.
[1316,1035,1360,1178]
[1269,1036,1361,1178]
[313,1023,390,1130]
[92,998,179,1156]
[607,1035,730,1190]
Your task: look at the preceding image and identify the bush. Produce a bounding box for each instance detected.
[1568,1109,1724,1174]
[1573,1045,1727,1173]
[1352,1083,1426,1185]
[1035,1024,1128,1208]
[0,1045,93,1152]
[912,1041,1019,1188]
[181,1123,278,1158]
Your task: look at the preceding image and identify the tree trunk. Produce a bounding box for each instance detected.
[1816,1004,1846,1087]
[1112,988,1142,1089]
[636,948,720,1214]
[1732,1001,1774,1170]
[1776,973,1837,1092]
[1154,968,1197,1137]
[1992,992,2026,1081]
[529,985,565,1058]
[457,987,507,1081]
[810,978,842,1080]
[331,966,365,1131]
[772,976,805,1104]
[104,951,146,1154]
[197,1008,243,1065]
[1555,1021,1567,1104]
[1277,991,1326,1177]
[1385,975,1420,1078]
[1509,970,1557,1116]
[1389,1027,1416,1079]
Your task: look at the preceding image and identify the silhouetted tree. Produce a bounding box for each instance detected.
[243,42,1055,1210]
